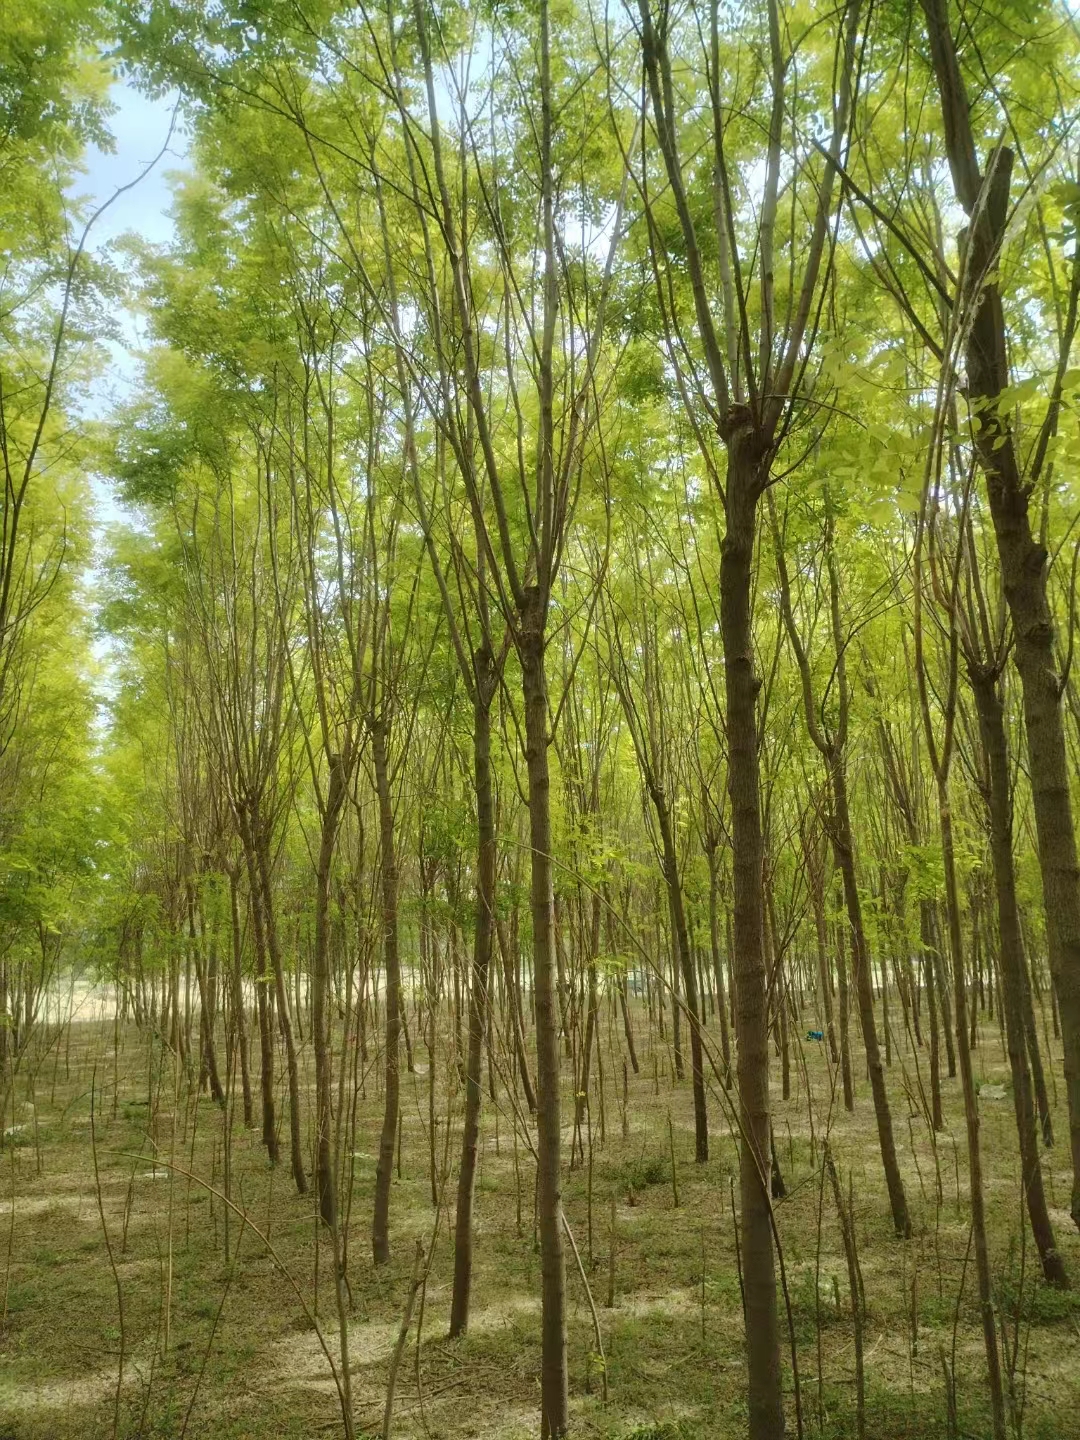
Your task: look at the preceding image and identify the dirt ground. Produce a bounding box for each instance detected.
[2,991,1079,1439]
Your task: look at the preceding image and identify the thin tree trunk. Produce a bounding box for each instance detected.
[833,765,910,1238]
[938,783,1007,1438]
[707,845,733,1080]
[372,719,401,1266]
[255,838,307,1196]
[921,900,944,1133]
[227,869,253,1129]
[450,675,496,1336]
[971,669,1066,1286]
[520,592,568,1438]
[243,843,277,1164]
[314,757,347,1229]
[653,790,708,1160]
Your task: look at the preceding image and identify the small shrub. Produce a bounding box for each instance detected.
[622,1423,685,1440]
[622,1154,669,1191]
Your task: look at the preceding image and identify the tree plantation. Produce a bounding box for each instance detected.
[5,0,1080,1436]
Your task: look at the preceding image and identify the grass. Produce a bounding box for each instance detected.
[0,992,1079,1439]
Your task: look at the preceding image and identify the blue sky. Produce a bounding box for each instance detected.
[78,79,188,423]
[78,79,188,698]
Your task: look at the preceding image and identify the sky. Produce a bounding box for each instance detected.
[76,79,188,702]
[78,79,187,423]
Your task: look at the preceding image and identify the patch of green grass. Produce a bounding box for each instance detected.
[997,1274,1080,1324]
[618,1154,670,1191]
[620,1423,688,1440]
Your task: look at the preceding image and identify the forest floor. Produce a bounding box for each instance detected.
[2,993,1080,1440]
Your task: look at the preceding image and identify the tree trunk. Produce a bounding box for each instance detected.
[836,901,855,1113]
[720,440,782,1437]
[314,756,347,1230]
[921,900,944,1132]
[496,912,538,1113]
[450,672,496,1336]
[921,0,1080,1223]
[653,788,708,1160]
[810,867,839,1066]
[970,669,1066,1286]
[188,885,224,1106]
[243,842,278,1164]
[255,837,307,1196]
[372,719,401,1266]
[937,783,1007,1438]
[519,590,569,1438]
[707,845,733,1081]
[832,764,910,1237]
[228,868,253,1129]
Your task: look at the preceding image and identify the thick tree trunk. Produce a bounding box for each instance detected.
[720,440,783,1438]
[920,0,1080,1224]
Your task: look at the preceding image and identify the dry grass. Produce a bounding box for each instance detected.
[1,990,1079,1440]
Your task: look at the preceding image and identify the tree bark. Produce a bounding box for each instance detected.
[833,765,910,1237]
[721,437,783,1437]
[520,589,568,1438]
[227,868,253,1129]
[372,718,401,1266]
[314,756,347,1230]
[652,787,708,1160]
[937,784,1007,1438]
[707,845,733,1080]
[450,663,497,1336]
[970,668,1067,1286]
[255,836,307,1196]
[920,0,1080,1224]
[242,840,278,1165]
